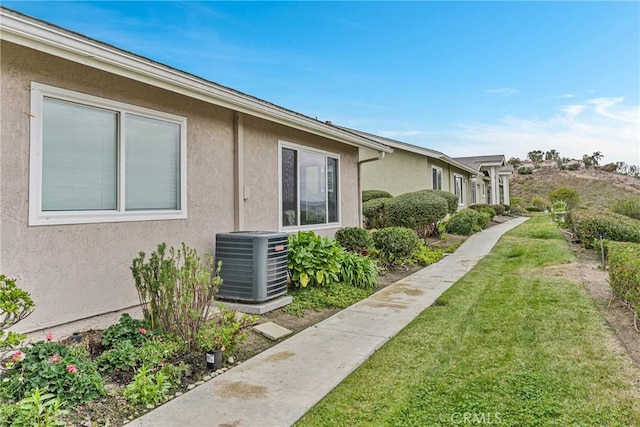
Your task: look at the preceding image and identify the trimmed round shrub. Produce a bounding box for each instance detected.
[492,204,506,216]
[372,227,420,266]
[549,188,580,210]
[445,208,487,236]
[469,204,496,219]
[531,196,549,211]
[385,191,448,238]
[362,190,392,203]
[424,189,459,215]
[612,198,640,221]
[362,197,390,229]
[518,167,533,175]
[335,227,373,253]
[568,209,640,248]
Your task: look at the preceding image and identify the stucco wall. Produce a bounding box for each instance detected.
[0,41,359,332]
[360,148,430,196]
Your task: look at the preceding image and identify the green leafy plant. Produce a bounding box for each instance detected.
[408,241,444,266]
[385,190,448,238]
[0,389,67,427]
[130,242,222,350]
[123,365,172,406]
[1,275,34,350]
[339,253,379,289]
[568,209,640,248]
[97,340,138,372]
[531,196,550,212]
[362,197,390,229]
[98,336,182,373]
[334,227,373,254]
[372,227,420,266]
[0,340,105,407]
[196,306,256,355]
[362,189,392,203]
[444,208,489,236]
[287,232,344,288]
[102,313,149,349]
[612,198,640,221]
[549,187,580,210]
[283,283,373,317]
[469,204,497,219]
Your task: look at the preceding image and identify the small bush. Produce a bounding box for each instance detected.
[445,209,487,236]
[362,198,390,229]
[334,227,373,253]
[518,167,533,175]
[123,365,173,406]
[196,306,256,355]
[372,227,420,266]
[0,389,67,427]
[568,209,640,248]
[612,198,640,221]
[469,204,497,219]
[549,188,580,210]
[427,190,459,215]
[531,196,549,211]
[102,313,149,349]
[0,275,34,350]
[385,191,448,238]
[287,232,343,288]
[510,197,525,207]
[362,190,392,203]
[408,241,444,266]
[606,241,640,317]
[492,204,506,216]
[339,253,379,289]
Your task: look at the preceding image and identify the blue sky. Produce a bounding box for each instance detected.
[5,1,639,166]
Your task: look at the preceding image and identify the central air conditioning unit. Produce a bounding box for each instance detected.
[214,231,289,303]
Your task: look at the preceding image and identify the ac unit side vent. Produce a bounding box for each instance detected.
[215,231,289,303]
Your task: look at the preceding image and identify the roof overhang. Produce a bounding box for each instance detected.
[0,7,392,154]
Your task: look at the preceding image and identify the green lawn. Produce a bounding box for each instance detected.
[297,216,640,426]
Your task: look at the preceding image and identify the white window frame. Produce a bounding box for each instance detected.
[431,166,443,190]
[453,174,464,206]
[29,82,187,226]
[278,141,341,232]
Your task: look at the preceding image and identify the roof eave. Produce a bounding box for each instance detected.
[0,8,392,154]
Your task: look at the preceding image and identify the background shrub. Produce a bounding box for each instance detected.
[385,191,448,238]
[372,227,420,266]
[492,204,506,216]
[518,166,533,175]
[606,241,640,317]
[362,190,392,203]
[444,209,488,236]
[612,198,640,221]
[531,196,549,212]
[362,198,390,229]
[568,209,640,248]
[408,241,444,266]
[469,204,496,219]
[335,227,373,253]
[549,187,580,210]
[425,189,459,215]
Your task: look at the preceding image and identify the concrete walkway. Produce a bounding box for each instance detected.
[131,217,528,427]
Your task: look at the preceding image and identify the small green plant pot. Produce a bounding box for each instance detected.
[206,350,224,371]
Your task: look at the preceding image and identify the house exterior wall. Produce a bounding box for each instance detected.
[0,41,359,333]
[429,158,472,208]
[360,148,430,196]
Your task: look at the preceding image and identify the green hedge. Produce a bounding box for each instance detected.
[362,198,390,229]
[445,208,490,236]
[335,227,373,253]
[424,190,459,215]
[568,209,640,248]
[606,241,640,317]
[372,227,420,266]
[362,190,392,203]
[385,191,448,238]
[469,204,496,219]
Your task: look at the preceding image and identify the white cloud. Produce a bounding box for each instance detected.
[416,97,640,165]
[484,88,521,96]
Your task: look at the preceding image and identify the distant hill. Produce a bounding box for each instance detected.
[511,168,640,209]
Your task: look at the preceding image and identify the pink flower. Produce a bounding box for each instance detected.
[139,327,147,335]
[48,354,60,364]
[66,364,78,374]
[12,351,25,362]
[45,333,54,342]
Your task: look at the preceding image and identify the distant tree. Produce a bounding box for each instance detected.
[545,149,560,161]
[582,154,593,169]
[591,151,603,166]
[527,150,544,165]
[561,157,570,164]
[508,157,522,168]
[602,163,617,172]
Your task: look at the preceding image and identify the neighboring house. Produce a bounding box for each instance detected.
[346,129,480,209]
[0,8,392,334]
[454,155,513,205]
[540,160,558,169]
[563,159,583,169]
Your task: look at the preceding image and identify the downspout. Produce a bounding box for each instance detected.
[357,152,386,227]
[233,111,244,231]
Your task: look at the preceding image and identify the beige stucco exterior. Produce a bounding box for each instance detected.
[360,148,475,208]
[0,40,361,333]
